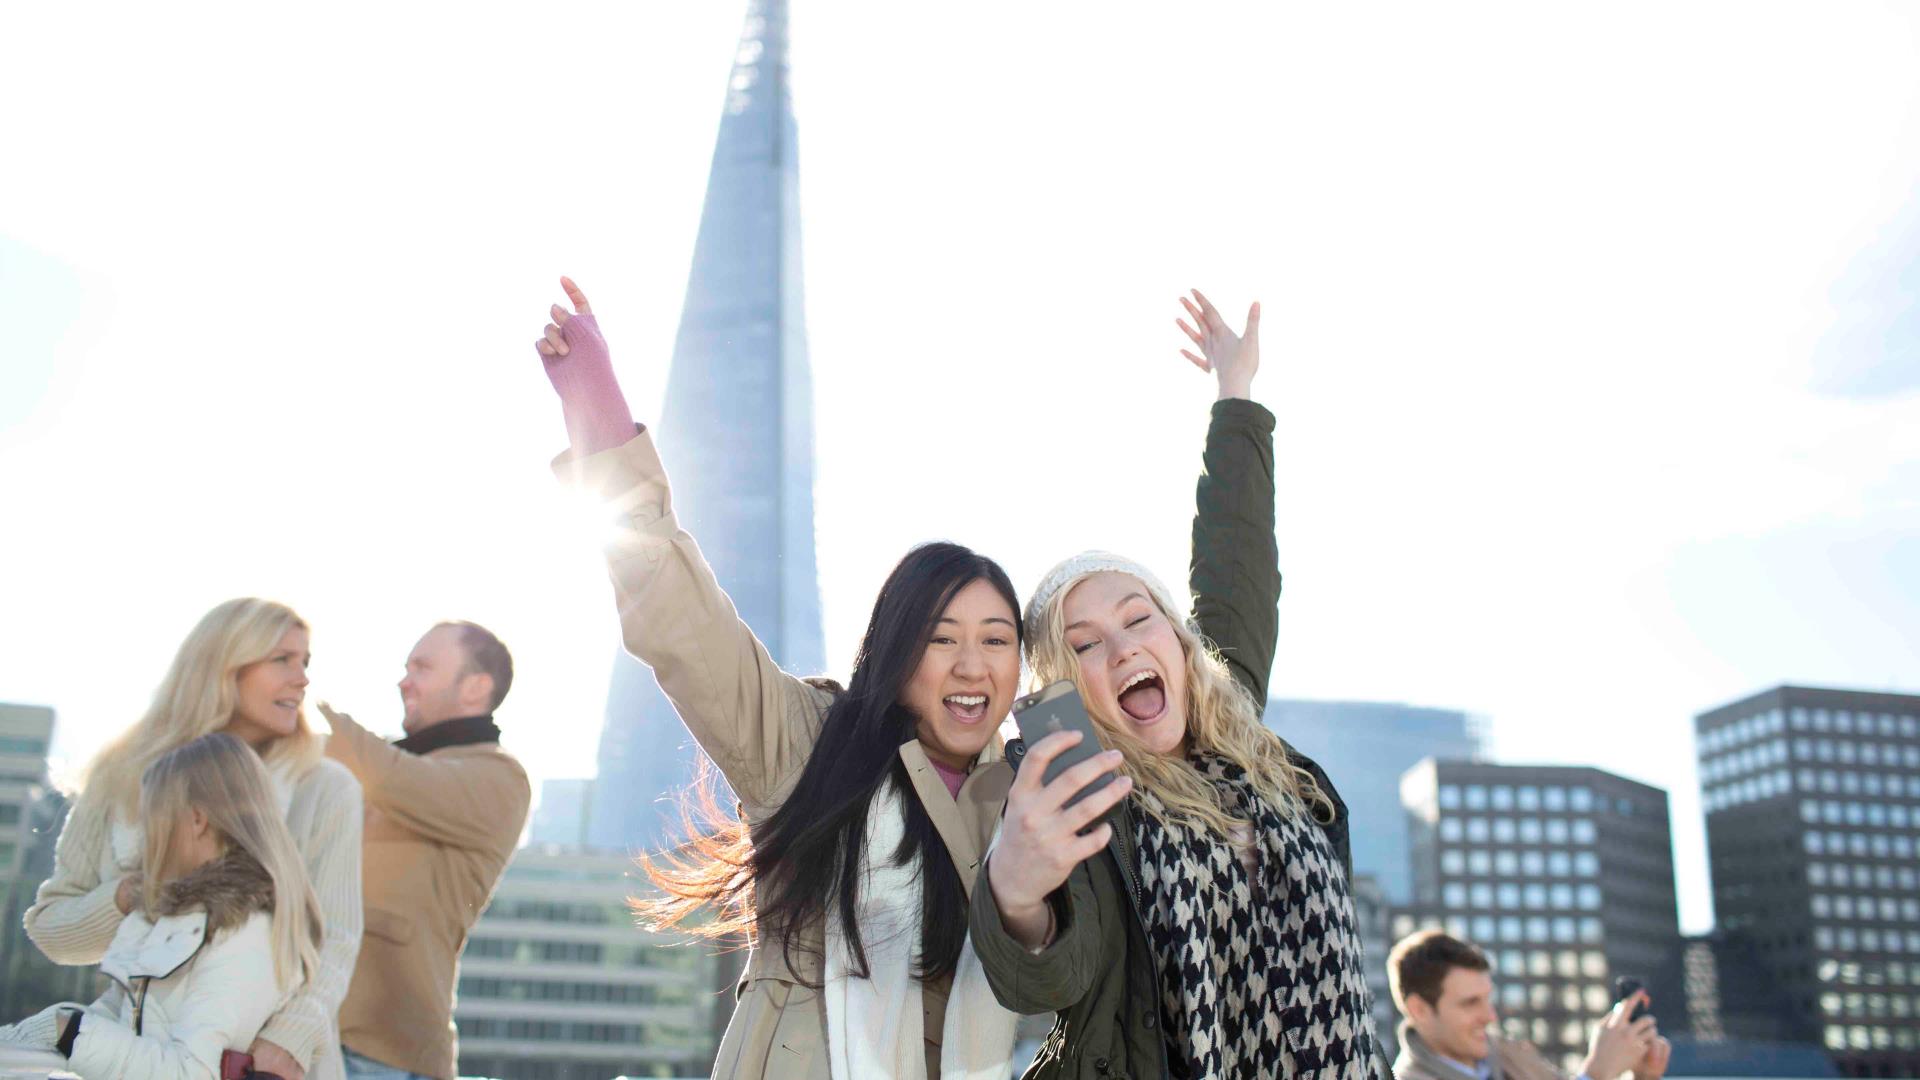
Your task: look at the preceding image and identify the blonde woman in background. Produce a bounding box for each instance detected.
[2,732,326,1079]
[24,598,363,1080]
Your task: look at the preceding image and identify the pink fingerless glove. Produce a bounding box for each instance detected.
[542,313,637,456]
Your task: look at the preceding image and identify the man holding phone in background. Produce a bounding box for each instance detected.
[1388,929,1671,1080]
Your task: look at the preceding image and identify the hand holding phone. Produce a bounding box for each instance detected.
[1013,681,1117,808]
[985,682,1134,948]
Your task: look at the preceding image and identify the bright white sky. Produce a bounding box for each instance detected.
[2,2,1916,936]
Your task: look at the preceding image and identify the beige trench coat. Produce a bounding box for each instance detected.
[558,428,1014,1079]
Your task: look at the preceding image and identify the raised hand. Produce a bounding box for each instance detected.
[985,731,1131,948]
[1632,1036,1673,1080]
[534,276,593,359]
[1177,288,1261,401]
[1582,992,1658,1080]
[533,276,634,456]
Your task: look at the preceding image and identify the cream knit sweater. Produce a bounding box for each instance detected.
[23,758,364,1080]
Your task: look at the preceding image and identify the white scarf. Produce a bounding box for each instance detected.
[823,782,1019,1080]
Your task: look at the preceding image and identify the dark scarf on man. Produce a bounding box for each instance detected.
[1132,751,1381,1080]
[394,715,501,755]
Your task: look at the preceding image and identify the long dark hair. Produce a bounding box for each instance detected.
[636,542,1020,984]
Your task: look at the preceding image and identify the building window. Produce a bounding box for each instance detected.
[1571,819,1596,844]
[1442,851,1466,875]
[1554,917,1576,943]
[1466,786,1488,810]
[1522,851,1546,876]
[1545,820,1570,844]
[1577,885,1602,910]
[1495,850,1518,876]
[1498,884,1521,909]
[1444,884,1468,909]
[1548,852,1572,876]
[1526,884,1549,910]
[1551,884,1574,910]
[1517,786,1540,810]
[1471,883,1495,909]
[1569,787,1593,812]
[1493,819,1516,843]
[1518,818,1542,843]
[1439,785,1461,810]
[1543,787,1567,811]
[1467,818,1490,842]
[1574,853,1599,877]
[1441,819,1463,842]
[1492,786,1514,810]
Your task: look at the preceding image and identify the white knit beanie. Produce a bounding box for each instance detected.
[1025,550,1185,647]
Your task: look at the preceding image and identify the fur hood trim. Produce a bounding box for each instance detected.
[149,849,275,932]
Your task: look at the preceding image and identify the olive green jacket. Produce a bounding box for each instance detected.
[968,397,1356,1080]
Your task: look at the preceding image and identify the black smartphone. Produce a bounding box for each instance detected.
[1013,680,1116,809]
[1612,976,1650,1022]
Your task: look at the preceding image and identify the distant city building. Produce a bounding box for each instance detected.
[1697,685,1920,1076]
[0,703,52,883]
[1401,760,1681,1072]
[529,779,594,849]
[1347,873,1399,1055]
[1662,930,1832,1076]
[0,703,96,1016]
[589,0,826,852]
[1265,699,1483,903]
[453,847,730,1080]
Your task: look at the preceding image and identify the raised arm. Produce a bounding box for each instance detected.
[537,278,832,810]
[23,792,130,965]
[1178,289,1279,702]
[319,705,530,851]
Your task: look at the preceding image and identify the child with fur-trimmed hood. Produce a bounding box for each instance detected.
[1,733,323,1080]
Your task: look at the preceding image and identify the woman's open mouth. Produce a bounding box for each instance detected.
[943,693,989,723]
[1117,669,1166,723]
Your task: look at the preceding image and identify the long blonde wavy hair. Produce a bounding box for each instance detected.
[1028,571,1333,835]
[141,732,323,989]
[83,598,322,820]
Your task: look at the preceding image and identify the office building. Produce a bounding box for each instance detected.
[1267,699,1483,902]
[1698,685,1920,1076]
[453,847,729,1079]
[529,778,593,849]
[0,703,97,1016]
[589,0,826,851]
[1402,760,1681,1071]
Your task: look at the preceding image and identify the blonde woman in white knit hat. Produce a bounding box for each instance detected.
[968,291,1386,1080]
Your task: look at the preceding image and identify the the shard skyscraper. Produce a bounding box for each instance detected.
[587,0,824,851]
